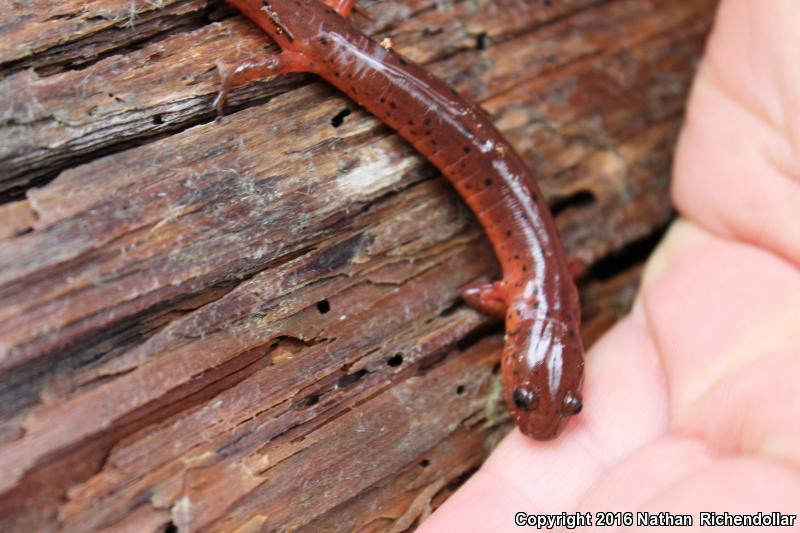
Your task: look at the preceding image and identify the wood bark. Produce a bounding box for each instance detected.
[0,0,717,530]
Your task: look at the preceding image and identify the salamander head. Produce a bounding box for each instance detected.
[502,317,584,439]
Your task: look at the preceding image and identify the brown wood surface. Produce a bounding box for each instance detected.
[0,0,716,531]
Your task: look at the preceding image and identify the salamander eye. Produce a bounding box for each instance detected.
[562,392,582,415]
[512,387,538,411]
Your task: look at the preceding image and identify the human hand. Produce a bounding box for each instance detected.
[420,1,800,530]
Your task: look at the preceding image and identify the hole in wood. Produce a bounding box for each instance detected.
[474,31,488,50]
[387,353,404,367]
[588,224,668,281]
[456,385,466,395]
[456,323,503,352]
[337,368,368,388]
[316,299,331,314]
[331,107,352,128]
[550,190,597,216]
[438,299,461,317]
[305,393,320,406]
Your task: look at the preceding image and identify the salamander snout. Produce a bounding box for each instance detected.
[508,387,583,439]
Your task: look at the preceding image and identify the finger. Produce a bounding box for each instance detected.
[420,312,670,531]
[639,220,800,467]
[672,0,800,266]
[630,457,800,531]
[577,437,712,529]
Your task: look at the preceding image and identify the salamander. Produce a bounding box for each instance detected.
[215,0,585,439]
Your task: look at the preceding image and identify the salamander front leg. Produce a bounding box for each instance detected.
[323,0,367,18]
[214,51,319,116]
[461,278,507,319]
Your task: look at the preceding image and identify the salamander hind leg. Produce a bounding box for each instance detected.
[461,278,507,318]
[566,257,588,281]
[214,51,319,116]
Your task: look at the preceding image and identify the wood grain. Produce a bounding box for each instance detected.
[0,0,717,530]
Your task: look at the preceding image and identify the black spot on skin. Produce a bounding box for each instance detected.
[319,37,329,45]
[484,178,493,186]
[424,118,432,126]
[506,229,512,237]
[389,101,398,109]
[399,58,408,66]
[531,192,538,202]
[522,265,528,272]
[316,299,331,313]
[380,97,386,103]
[463,146,471,153]
[408,119,414,125]
[425,130,432,136]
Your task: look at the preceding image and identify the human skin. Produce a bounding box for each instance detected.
[419,1,800,530]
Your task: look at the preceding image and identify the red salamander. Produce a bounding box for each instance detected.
[216,0,585,439]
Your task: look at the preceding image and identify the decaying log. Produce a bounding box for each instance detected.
[0,0,717,530]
